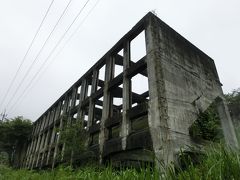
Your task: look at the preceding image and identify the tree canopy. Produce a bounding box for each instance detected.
[224,88,240,105]
[0,116,32,165]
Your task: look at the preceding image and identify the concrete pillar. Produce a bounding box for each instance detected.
[27,138,36,168]
[145,15,173,166]
[46,108,57,165]
[67,87,78,124]
[29,121,41,169]
[54,101,62,122]
[88,70,99,128]
[77,79,88,124]
[71,87,78,109]
[23,143,30,167]
[85,70,99,148]
[40,111,51,167]
[40,131,50,167]
[25,140,33,167]
[121,41,131,150]
[35,115,48,168]
[25,137,36,168]
[39,132,48,168]
[35,134,43,167]
[46,128,54,165]
[30,134,41,169]
[60,96,70,161]
[35,121,41,135]
[61,89,78,163]
[99,56,114,163]
[52,98,68,168]
[216,97,239,149]
[40,116,45,131]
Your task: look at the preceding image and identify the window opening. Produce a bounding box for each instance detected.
[130,30,146,63]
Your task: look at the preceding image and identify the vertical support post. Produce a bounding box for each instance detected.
[67,87,78,124]
[29,121,41,169]
[35,115,47,168]
[77,79,88,124]
[46,108,56,165]
[121,41,131,150]
[145,14,173,166]
[35,134,43,167]
[99,56,114,163]
[27,140,34,168]
[27,137,37,168]
[40,111,51,167]
[39,132,47,168]
[23,142,31,167]
[88,70,99,128]
[30,133,41,169]
[25,139,34,168]
[52,101,64,168]
[59,96,70,161]
[86,70,99,148]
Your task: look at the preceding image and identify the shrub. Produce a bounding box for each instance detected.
[189,104,223,142]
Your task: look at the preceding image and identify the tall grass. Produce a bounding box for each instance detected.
[1,144,240,179]
[0,164,160,180]
[167,144,240,180]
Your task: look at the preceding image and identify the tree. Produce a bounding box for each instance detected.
[224,88,240,105]
[0,116,32,166]
[59,119,88,166]
[224,88,240,126]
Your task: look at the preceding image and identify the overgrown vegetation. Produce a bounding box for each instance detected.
[189,104,223,142]
[57,118,93,166]
[167,144,240,180]
[0,144,240,179]
[0,116,32,166]
[224,88,240,105]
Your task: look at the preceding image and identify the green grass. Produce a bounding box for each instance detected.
[1,144,240,180]
[0,165,160,180]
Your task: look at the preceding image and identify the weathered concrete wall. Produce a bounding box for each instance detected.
[145,14,238,165]
[158,21,222,148]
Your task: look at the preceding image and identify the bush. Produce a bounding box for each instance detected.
[58,119,89,166]
[189,104,223,142]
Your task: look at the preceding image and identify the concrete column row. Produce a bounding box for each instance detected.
[23,38,147,168]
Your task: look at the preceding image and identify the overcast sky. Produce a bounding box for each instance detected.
[0,0,239,121]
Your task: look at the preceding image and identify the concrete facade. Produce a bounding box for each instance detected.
[20,12,238,169]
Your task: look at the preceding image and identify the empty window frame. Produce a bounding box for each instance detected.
[86,75,93,98]
[130,71,149,108]
[93,96,103,125]
[130,30,146,63]
[113,48,124,78]
[75,85,81,106]
[128,67,149,132]
[110,84,123,117]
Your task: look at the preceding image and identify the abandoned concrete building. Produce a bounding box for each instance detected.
[20,12,238,169]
